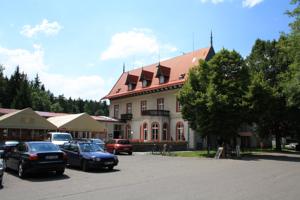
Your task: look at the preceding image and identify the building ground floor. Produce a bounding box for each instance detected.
[0,128,108,141]
[109,116,200,149]
[109,117,271,150]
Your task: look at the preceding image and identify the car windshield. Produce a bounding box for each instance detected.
[53,134,72,141]
[79,143,103,152]
[118,140,130,144]
[28,143,60,152]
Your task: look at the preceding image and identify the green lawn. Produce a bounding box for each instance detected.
[171,148,298,158]
[172,150,216,158]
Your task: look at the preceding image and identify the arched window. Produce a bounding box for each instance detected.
[176,122,185,141]
[143,123,148,141]
[151,122,159,141]
[162,123,168,141]
[125,124,131,139]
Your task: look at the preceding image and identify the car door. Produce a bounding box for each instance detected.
[8,143,26,170]
[68,144,81,167]
[5,146,16,170]
[106,140,114,153]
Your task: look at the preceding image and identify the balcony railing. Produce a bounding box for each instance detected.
[120,113,133,121]
[141,110,170,117]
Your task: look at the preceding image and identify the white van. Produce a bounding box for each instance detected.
[47,132,73,147]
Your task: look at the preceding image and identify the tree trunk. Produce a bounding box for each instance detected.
[206,135,210,156]
[275,132,282,151]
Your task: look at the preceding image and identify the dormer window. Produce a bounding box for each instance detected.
[139,69,153,88]
[128,83,134,91]
[142,79,148,87]
[125,73,139,91]
[155,63,170,84]
[159,75,165,84]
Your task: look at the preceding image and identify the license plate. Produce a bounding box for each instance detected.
[45,155,58,160]
[105,161,114,165]
[124,148,129,150]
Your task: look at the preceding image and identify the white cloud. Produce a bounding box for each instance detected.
[242,0,263,8]
[100,28,177,60]
[0,44,47,77]
[0,45,108,100]
[20,19,62,38]
[200,0,224,4]
[40,73,107,100]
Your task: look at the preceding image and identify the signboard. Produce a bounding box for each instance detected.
[214,147,223,159]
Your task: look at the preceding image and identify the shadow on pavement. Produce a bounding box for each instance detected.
[241,153,300,162]
[66,166,120,174]
[5,169,70,182]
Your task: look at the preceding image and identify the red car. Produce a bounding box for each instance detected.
[106,139,133,155]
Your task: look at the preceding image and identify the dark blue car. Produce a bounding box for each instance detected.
[61,141,118,171]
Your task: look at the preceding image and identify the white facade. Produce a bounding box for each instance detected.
[109,89,199,149]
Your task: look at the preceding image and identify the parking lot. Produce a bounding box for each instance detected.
[1,153,300,200]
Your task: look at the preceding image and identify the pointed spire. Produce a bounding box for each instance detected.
[210,30,213,47]
[123,62,125,73]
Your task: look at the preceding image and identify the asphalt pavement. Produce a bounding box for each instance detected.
[1,152,300,200]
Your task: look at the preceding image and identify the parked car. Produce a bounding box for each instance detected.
[0,151,4,187]
[88,138,105,150]
[0,141,19,168]
[5,141,67,178]
[46,132,73,147]
[0,141,19,153]
[61,141,118,171]
[106,139,133,155]
[284,139,299,150]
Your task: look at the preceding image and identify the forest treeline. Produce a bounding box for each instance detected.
[0,66,109,116]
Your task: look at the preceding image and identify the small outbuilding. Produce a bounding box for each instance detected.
[0,108,57,140]
[47,113,106,139]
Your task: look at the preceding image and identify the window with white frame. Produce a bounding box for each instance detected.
[114,105,119,118]
[159,75,165,84]
[126,124,131,139]
[162,123,168,141]
[151,122,159,141]
[142,79,148,87]
[143,123,148,140]
[157,98,164,110]
[176,122,185,141]
[176,99,182,112]
[126,103,132,114]
[141,100,147,113]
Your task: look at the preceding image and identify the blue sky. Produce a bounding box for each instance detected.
[0,0,293,100]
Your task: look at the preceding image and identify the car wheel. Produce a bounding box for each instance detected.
[18,163,26,178]
[0,177,2,187]
[128,152,132,155]
[82,160,89,172]
[56,169,65,176]
[108,166,114,170]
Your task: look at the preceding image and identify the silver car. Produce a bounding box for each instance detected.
[0,154,4,187]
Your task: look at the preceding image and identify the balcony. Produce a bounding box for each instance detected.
[141,110,170,117]
[120,113,133,121]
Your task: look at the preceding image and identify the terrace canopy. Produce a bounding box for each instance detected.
[0,107,56,130]
[47,113,105,132]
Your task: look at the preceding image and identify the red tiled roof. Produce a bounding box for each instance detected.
[91,116,119,123]
[35,111,67,118]
[103,47,214,100]
[0,108,18,115]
